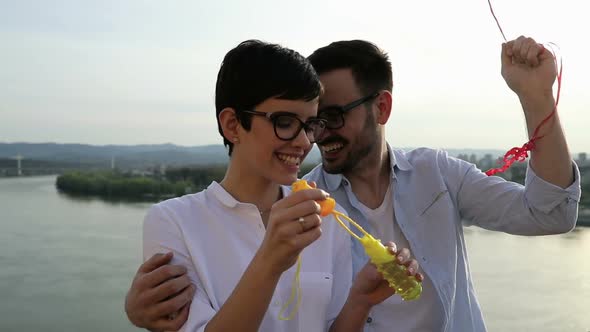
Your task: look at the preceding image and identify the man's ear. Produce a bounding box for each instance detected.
[375,91,393,125]
[218,108,241,143]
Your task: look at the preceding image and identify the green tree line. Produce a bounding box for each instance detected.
[56,163,588,207]
[55,163,318,201]
[56,171,191,199]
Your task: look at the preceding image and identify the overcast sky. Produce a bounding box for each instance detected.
[1,0,588,153]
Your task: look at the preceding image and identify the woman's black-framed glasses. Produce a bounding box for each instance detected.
[317,92,380,129]
[241,110,327,143]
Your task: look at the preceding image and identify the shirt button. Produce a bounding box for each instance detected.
[366,317,373,323]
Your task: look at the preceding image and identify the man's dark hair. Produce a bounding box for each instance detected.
[308,40,393,95]
[215,39,322,155]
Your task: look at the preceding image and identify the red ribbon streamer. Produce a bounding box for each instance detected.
[487,0,508,42]
[484,1,563,176]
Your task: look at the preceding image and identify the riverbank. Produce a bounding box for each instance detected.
[55,171,192,200]
[577,209,590,227]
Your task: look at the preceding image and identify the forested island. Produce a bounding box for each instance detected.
[55,164,317,201]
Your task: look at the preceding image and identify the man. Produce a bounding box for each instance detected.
[125,36,580,331]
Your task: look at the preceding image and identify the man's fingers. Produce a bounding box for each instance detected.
[526,41,544,67]
[138,252,173,274]
[538,44,554,62]
[140,264,188,289]
[153,302,191,332]
[501,42,512,68]
[525,45,539,66]
[415,272,425,282]
[519,38,534,64]
[396,247,411,264]
[405,259,420,276]
[147,275,192,303]
[169,302,191,331]
[151,284,195,318]
[512,35,525,59]
[503,36,546,68]
[504,40,514,56]
[520,38,543,67]
[385,241,397,255]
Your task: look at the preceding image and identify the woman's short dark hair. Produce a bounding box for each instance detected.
[215,40,322,155]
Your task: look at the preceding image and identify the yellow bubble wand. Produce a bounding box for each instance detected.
[292,179,422,301]
[279,179,422,320]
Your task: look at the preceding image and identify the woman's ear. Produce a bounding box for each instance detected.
[218,108,241,143]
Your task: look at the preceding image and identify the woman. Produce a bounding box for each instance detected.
[143,40,418,332]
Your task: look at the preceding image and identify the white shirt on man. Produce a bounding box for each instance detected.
[358,180,444,332]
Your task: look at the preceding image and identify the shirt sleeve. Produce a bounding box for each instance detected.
[143,203,216,332]
[445,154,581,235]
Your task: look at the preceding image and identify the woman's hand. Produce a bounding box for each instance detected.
[256,188,331,275]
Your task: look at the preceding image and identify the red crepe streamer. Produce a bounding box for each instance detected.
[484,0,562,176]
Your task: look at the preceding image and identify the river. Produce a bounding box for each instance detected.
[0,176,588,331]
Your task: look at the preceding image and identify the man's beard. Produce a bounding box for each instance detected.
[321,113,378,175]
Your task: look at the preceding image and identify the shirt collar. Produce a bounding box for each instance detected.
[207,181,239,209]
[323,143,414,191]
[207,181,291,209]
[324,171,343,192]
[389,144,413,172]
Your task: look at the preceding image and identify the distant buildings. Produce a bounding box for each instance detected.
[455,151,589,184]
[575,153,588,166]
[456,152,525,182]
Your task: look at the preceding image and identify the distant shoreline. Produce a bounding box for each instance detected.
[577,210,590,227]
[4,174,590,228]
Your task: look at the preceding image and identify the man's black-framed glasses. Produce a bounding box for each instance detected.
[241,110,327,143]
[317,92,380,129]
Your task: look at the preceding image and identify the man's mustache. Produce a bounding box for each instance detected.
[317,135,348,146]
